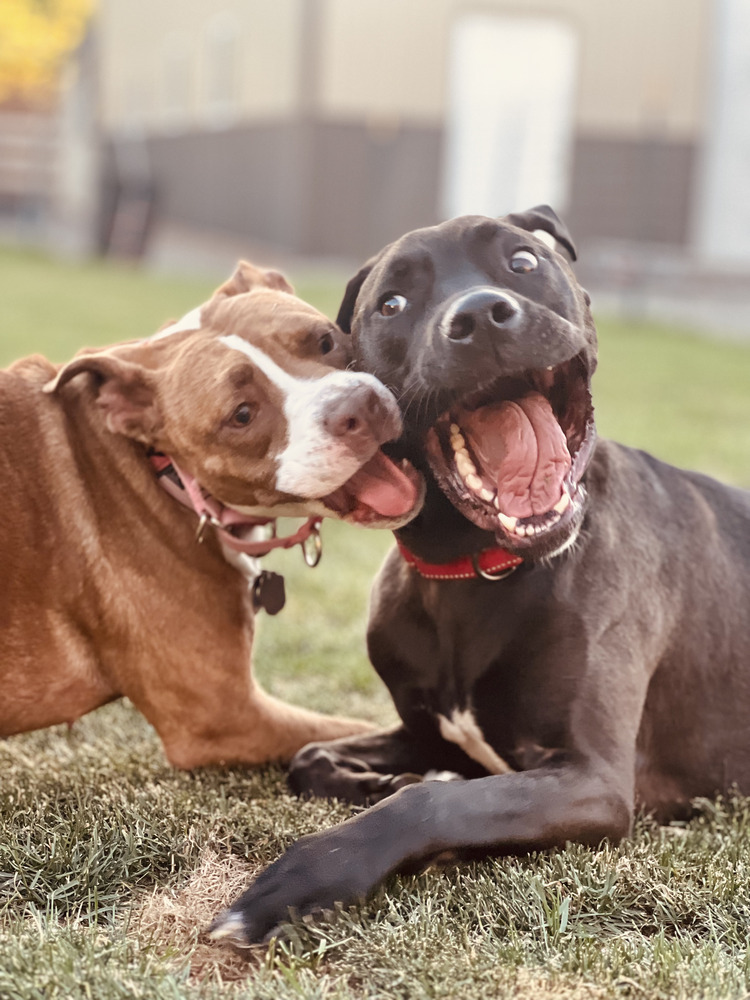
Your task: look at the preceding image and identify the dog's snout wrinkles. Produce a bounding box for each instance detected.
[445,289,519,342]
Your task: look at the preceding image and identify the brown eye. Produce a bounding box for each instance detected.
[509,250,539,274]
[231,403,253,427]
[380,294,407,317]
[319,332,335,355]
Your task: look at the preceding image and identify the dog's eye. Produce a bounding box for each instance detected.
[380,294,407,317]
[231,404,253,427]
[319,332,335,355]
[509,250,539,274]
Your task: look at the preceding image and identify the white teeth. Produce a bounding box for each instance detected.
[455,450,476,478]
[449,421,571,530]
[553,492,571,514]
[449,427,495,500]
[494,492,571,540]
[497,512,518,532]
[449,423,466,452]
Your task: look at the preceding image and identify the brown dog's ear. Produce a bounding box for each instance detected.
[503,205,577,262]
[213,260,293,299]
[44,351,160,443]
[335,262,375,334]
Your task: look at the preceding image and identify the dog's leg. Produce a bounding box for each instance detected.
[156,678,373,771]
[288,724,484,805]
[211,598,651,944]
[209,762,632,945]
[119,621,371,769]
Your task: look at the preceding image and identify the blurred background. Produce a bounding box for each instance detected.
[1,0,750,335]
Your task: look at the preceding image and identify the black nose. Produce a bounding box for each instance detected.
[444,289,520,341]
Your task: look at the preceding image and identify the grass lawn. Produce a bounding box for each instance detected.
[1,246,750,999]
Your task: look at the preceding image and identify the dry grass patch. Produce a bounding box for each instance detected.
[132,849,258,983]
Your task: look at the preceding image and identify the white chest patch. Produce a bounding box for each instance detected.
[437,707,515,775]
[218,541,261,580]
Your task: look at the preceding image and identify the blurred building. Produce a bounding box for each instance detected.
[63,0,750,273]
[0,108,59,240]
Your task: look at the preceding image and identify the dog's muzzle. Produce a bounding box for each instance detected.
[441,289,521,343]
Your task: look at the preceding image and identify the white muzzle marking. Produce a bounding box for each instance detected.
[220,333,397,498]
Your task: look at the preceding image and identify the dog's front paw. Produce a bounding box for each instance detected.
[207,830,375,947]
[288,743,421,805]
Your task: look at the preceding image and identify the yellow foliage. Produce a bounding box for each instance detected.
[0,0,94,105]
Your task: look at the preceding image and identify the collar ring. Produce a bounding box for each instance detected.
[470,554,519,581]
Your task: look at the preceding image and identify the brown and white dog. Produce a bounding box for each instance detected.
[0,261,421,768]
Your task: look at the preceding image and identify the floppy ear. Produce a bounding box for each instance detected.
[503,205,577,261]
[213,260,293,298]
[335,262,375,334]
[44,350,160,443]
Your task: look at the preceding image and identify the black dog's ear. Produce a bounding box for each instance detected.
[336,262,375,334]
[503,205,577,262]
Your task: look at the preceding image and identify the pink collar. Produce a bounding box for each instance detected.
[149,452,322,564]
[396,538,522,581]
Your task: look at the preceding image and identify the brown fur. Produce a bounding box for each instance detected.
[0,263,372,768]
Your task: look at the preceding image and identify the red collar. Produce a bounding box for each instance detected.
[149,452,322,565]
[396,539,523,581]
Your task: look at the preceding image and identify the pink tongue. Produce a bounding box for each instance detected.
[462,392,571,518]
[345,451,418,517]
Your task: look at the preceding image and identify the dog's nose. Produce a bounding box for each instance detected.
[444,289,520,341]
[323,383,392,440]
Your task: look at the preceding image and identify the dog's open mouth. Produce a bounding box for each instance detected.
[321,450,422,527]
[425,352,595,549]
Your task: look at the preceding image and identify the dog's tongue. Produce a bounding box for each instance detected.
[345,450,418,517]
[461,392,571,518]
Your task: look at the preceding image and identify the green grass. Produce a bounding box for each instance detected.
[2,247,750,998]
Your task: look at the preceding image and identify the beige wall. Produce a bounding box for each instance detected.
[98,0,302,131]
[98,0,711,139]
[317,0,711,138]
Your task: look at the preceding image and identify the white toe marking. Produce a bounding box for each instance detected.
[437,707,514,775]
[207,910,246,941]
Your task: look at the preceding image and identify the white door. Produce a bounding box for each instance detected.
[442,14,578,220]
[693,0,750,264]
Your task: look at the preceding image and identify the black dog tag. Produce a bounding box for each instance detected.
[252,571,286,615]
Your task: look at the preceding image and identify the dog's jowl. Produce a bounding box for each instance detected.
[211,207,750,947]
[0,260,421,768]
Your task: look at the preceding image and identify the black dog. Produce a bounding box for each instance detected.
[210,206,750,946]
